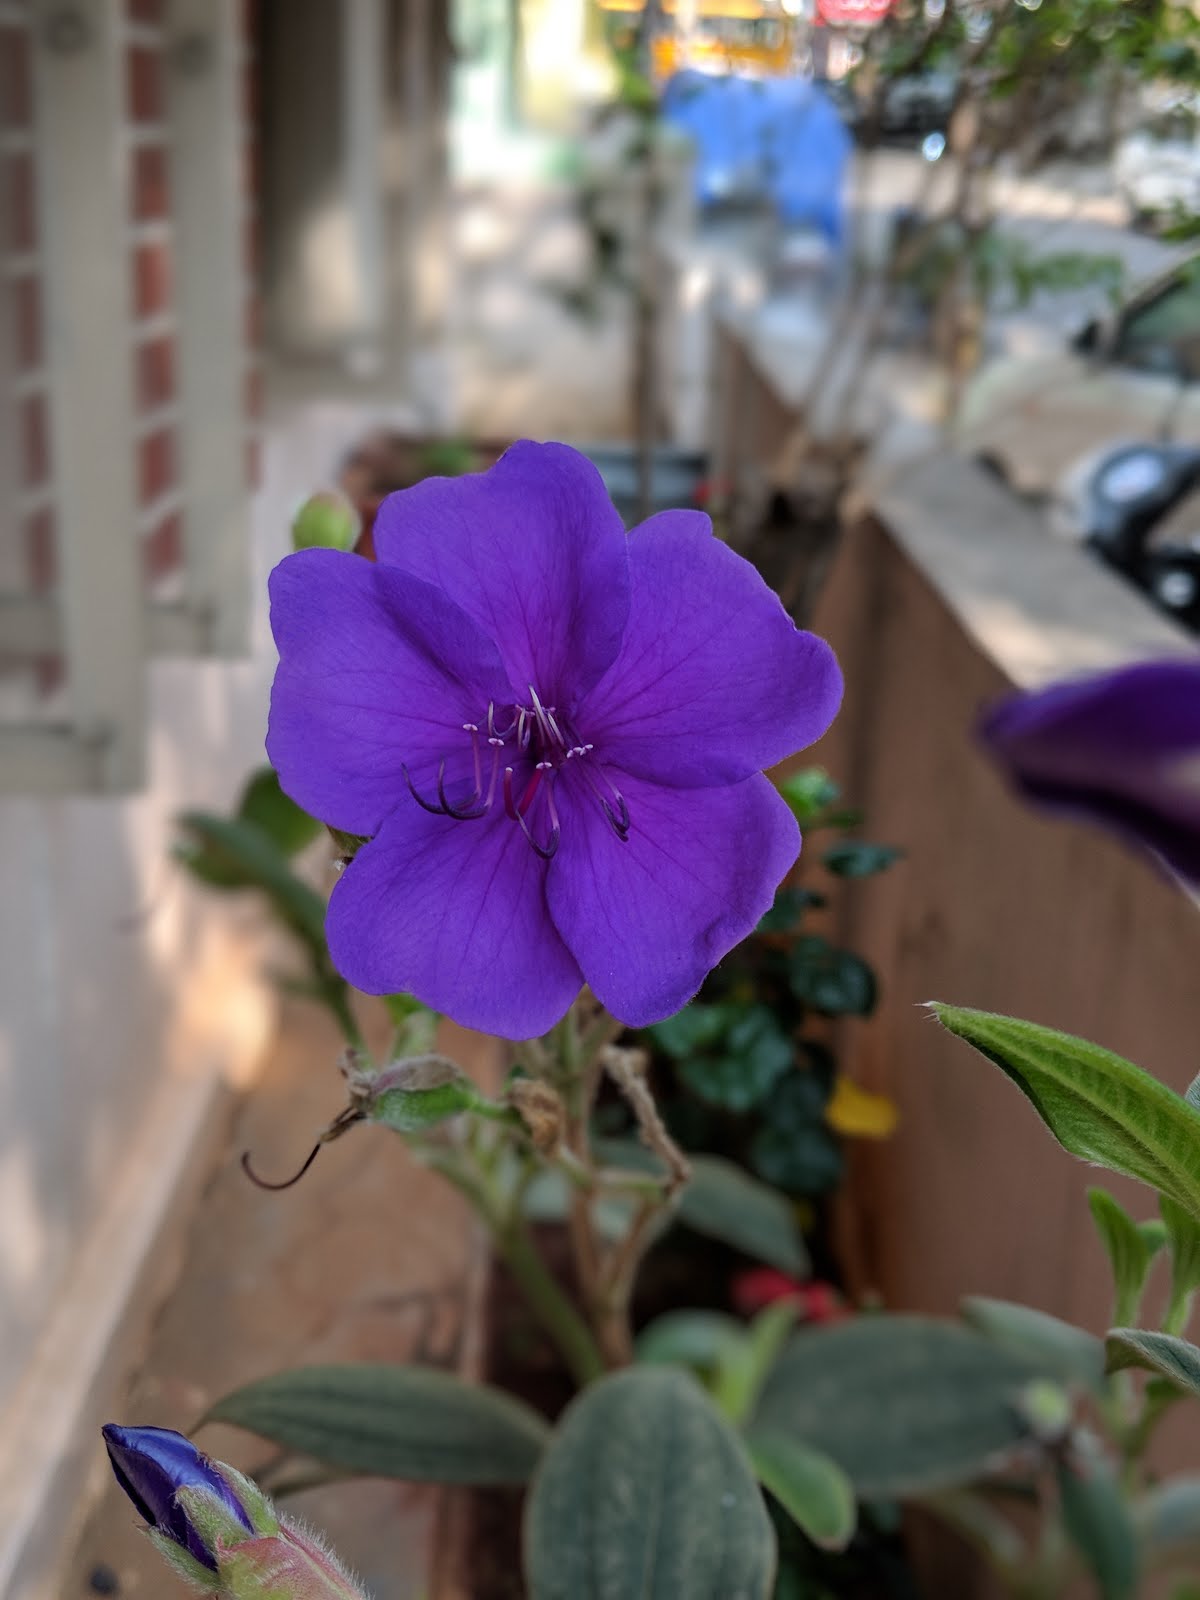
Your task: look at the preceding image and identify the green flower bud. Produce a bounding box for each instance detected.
[345,1053,486,1134]
[290,490,360,552]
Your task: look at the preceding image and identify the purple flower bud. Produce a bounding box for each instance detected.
[102,1424,254,1572]
[980,658,1200,890]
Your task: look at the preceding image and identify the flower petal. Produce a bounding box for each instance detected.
[981,658,1200,888]
[578,510,842,787]
[267,549,512,836]
[326,804,583,1039]
[547,769,800,1025]
[372,441,631,706]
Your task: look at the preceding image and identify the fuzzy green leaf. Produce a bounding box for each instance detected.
[206,1364,550,1485]
[961,1297,1106,1393]
[931,1006,1200,1221]
[524,1367,776,1600]
[748,1434,856,1552]
[1105,1329,1200,1397]
[1058,1439,1138,1600]
[1089,1189,1157,1328]
[753,1316,1047,1499]
[679,1155,810,1278]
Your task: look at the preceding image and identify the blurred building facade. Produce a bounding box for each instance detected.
[0,4,453,1595]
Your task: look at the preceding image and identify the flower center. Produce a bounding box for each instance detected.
[402,687,630,860]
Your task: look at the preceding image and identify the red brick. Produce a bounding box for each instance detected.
[135,332,175,410]
[11,273,41,371]
[133,240,173,317]
[24,505,56,591]
[2,151,35,253]
[131,142,170,221]
[138,425,176,504]
[127,44,165,123]
[19,390,49,487]
[144,509,183,580]
[128,0,166,22]
[0,25,32,130]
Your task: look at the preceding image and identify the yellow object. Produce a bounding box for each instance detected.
[596,0,796,80]
[826,1076,898,1139]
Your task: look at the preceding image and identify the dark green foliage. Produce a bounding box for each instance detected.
[636,768,897,1207]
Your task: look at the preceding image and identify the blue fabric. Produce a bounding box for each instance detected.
[661,70,851,244]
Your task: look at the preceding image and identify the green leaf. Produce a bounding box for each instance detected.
[750,1073,844,1195]
[678,1154,810,1278]
[205,1364,550,1485]
[931,1005,1200,1221]
[748,1434,856,1552]
[522,1169,634,1242]
[1187,1070,1200,1113]
[1057,1438,1138,1600]
[752,1317,1048,1499]
[1136,1475,1200,1564]
[635,1310,746,1373]
[1089,1189,1156,1328]
[713,1301,797,1427]
[524,1367,776,1600]
[175,812,329,954]
[777,767,840,824]
[678,1007,793,1112]
[751,1121,844,1197]
[961,1297,1106,1393]
[821,842,903,878]
[790,939,876,1017]
[647,1003,734,1061]
[756,887,826,933]
[1105,1329,1200,1397]
[1161,1195,1200,1333]
[236,766,322,858]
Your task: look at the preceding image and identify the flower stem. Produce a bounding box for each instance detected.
[492,1217,607,1386]
[420,1143,605,1387]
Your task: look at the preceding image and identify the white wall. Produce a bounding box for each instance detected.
[0,409,346,1595]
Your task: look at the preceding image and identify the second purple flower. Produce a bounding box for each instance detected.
[268,441,842,1039]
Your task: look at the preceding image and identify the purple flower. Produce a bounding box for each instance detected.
[980,657,1200,888]
[268,441,842,1039]
[102,1424,254,1571]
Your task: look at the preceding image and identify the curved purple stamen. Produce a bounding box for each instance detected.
[404,695,628,855]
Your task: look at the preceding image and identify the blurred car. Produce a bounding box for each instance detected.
[1052,439,1200,631]
[959,257,1200,498]
[1115,103,1200,228]
[878,69,956,140]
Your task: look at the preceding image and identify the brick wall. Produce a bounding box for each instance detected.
[0,0,259,683]
[1,0,56,699]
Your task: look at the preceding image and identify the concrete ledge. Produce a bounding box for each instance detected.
[858,447,1197,689]
[0,1062,238,1600]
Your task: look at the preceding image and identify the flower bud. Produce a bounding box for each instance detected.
[290,489,361,552]
[102,1424,367,1598]
[344,1052,486,1134]
[102,1424,261,1577]
[208,1518,367,1600]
